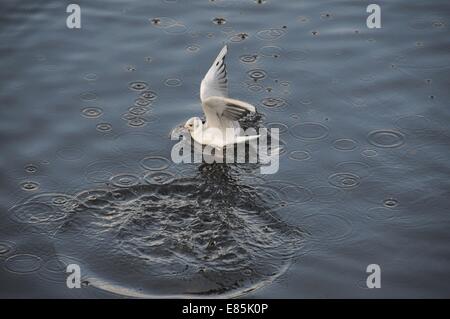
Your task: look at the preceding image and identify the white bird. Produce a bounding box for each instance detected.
[184,45,259,149]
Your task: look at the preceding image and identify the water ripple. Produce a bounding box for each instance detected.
[140,156,171,171]
[5,254,43,274]
[367,130,405,148]
[256,28,286,41]
[40,167,306,298]
[290,122,329,140]
[0,241,17,259]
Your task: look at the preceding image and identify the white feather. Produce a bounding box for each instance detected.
[189,45,258,148]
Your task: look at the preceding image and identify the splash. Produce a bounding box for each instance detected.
[10,165,305,297]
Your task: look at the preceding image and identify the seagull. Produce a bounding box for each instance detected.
[184,45,259,149]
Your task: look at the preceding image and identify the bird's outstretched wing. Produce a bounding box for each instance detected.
[200,45,228,102]
[202,96,255,128]
[200,46,256,131]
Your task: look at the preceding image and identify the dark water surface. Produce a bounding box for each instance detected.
[1,0,450,298]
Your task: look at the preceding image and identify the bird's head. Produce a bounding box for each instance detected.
[184,117,202,132]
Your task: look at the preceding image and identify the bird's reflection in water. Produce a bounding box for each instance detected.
[47,161,305,298]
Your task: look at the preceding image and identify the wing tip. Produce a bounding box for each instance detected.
[225,98,256,113]
[217,45,228,60]
[222,44,228,53]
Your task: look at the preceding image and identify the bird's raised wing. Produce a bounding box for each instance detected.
[200,45,228,102]
[202,96,255,128]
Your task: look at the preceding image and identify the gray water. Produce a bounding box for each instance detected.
[1,0,450,298]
